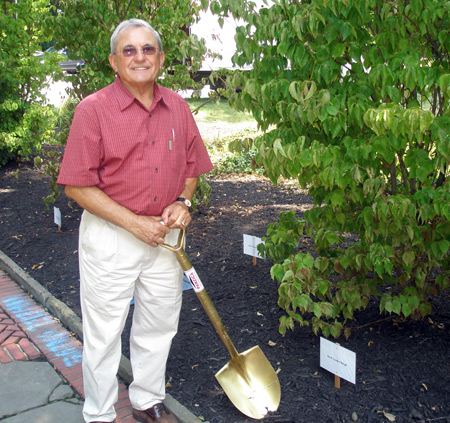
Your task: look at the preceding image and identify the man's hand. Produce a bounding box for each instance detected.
[160,201,191,229]
[65,185,170,247]
[129,215,170,247]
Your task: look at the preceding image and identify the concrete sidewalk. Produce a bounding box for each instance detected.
[0,250,202,423]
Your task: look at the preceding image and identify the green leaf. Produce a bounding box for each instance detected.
[299,149,312,167]
[270,264,285,281]
[330,323,342,339]
[330,189,345,206]
[402,302,413,318]
[392,297,401,315]
[419,302,432,317]
[332,43,345,58]
[439,239,450,254]
[289,81,302,102]
[384,298,393,313]
[273,138,287,158]
[402,250,415,266]
[312,303,323,318]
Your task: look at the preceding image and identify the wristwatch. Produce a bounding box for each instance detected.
[176,197,192,208]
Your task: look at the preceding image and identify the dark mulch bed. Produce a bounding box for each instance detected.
[1,160,450,423]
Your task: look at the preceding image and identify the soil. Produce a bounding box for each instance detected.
[1,159,450,423]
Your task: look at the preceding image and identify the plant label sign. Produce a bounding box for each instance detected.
[54,206,62,230]
[243,234,264,259]
[320,337,356,385]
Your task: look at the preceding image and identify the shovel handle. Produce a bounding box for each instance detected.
[161,229,240,360]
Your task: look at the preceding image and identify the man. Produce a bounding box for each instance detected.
[57,19,213,423]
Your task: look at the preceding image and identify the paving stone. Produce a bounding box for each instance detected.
[0,361,62,416]
[1,400,84,423]
[49,383,77,402]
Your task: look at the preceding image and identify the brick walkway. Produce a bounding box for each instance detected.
[0,270,138,423]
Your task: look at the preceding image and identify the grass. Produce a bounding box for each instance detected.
[186,97,256,124]
[186,96,263,175]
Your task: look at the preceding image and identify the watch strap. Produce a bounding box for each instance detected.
[176,197,191,207]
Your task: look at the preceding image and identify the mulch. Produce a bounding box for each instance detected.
[1,159,449,423]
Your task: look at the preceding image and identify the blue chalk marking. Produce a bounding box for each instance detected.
[2,297,48,325]
[35,328,83,368]
[2,295,82,367]
[54,346,83,367]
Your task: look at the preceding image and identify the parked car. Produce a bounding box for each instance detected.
[38,47,85,74]
[58,57,85,74]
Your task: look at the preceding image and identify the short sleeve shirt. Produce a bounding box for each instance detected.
[57,77,213,216]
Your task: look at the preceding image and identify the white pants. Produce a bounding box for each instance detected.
[78,211,183,422]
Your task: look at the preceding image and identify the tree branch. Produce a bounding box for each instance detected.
[390,161,397,194]
[397,152,410,191]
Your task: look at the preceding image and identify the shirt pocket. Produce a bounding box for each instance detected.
[165,126,187,172]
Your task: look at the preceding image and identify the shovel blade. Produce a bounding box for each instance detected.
[215,345,281,419]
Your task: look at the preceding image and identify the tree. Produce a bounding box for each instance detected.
[47,0,211,99]
[0,0,61,164]
[212,0,450,338]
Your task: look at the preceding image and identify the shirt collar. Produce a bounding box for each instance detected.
[113,76,168,111]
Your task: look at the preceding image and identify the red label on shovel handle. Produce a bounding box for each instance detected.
[185,268,204,293]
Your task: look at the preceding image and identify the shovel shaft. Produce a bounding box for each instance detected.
[161,230,240,360]
[195,289,240,360]
[162,229,281,420]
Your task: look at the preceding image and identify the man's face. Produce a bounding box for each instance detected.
[109,26,165,90]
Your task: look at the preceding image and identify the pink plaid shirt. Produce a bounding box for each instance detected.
[57,77,213,216]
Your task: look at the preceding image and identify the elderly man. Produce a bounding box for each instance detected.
[57,19,213,423]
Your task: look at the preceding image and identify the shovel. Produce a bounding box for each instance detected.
[161,228,281,419]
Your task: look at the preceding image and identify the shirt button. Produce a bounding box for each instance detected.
[152,141,155,145]
[154,196,158,201]
[155,168,158,173]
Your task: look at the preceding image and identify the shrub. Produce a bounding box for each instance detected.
[0,0,61,165]
[216,0,450,338]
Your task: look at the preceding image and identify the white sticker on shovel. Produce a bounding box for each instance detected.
[184,268,204,293]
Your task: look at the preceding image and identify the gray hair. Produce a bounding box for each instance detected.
[110,19,163,54]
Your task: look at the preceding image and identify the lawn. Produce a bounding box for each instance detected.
[186,97,256,125]
[186,97,262,175]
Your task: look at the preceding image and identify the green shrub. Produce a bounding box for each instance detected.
[0,0,61,165]
[217,0,450,338]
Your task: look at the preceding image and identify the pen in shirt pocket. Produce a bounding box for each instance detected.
[169,128,175,151]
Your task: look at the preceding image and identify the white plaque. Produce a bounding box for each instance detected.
[320,337,356,384]
[243,234,264,259]
[54,206,62,228]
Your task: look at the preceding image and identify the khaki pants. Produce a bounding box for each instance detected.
[78,211,183,422]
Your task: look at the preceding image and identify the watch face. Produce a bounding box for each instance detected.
[177,197,191,207]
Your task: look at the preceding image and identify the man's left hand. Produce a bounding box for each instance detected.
[160,201,191,229]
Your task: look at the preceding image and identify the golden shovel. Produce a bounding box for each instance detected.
[161,228,281,419]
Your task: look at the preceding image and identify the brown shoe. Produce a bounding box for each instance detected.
[133,403,178,423]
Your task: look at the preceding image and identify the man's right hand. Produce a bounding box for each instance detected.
[65,185,170,247]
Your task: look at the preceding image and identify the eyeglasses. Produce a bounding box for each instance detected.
[118,46,159,57]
